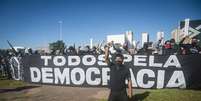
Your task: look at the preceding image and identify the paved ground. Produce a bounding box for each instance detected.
[0,85,146,101]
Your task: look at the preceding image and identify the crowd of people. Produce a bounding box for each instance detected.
[0,50,12,79]
[155,37,201,55]
[1,37,201,79]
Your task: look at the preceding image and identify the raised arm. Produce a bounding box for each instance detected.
[104,45,110,64]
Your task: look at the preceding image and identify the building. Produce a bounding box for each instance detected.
[171,28,181,43]
[180,19,201,40]
[125,30,134,48]
[171,19,191,43]
[107,34,125,45]
[156,31,164,44]
[141,32,149,47]
[184,18,190,36]
[171,18,201,44]
[107,30,134,48]
[171,28,178,43]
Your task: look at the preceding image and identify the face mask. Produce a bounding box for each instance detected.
[116,64,120,70]
[192,42,197,46]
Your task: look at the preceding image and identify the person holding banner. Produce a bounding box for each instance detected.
[105,42,133,101]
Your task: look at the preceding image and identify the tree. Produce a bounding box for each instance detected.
[49,40,65,54]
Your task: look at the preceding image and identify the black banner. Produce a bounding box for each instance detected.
[21,54,201,89]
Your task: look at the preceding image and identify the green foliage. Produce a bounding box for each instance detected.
[0,79,27,89]
[49,40,65,54]
[100,89,201,101]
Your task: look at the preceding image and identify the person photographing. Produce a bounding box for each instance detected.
[105,42,133,101]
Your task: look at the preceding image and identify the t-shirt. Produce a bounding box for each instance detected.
[108,61,131,92]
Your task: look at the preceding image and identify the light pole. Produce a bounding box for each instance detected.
[90,38,93,49]
[58,21,63,41]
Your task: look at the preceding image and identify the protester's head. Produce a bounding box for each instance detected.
[192,38,198,46]
[28,48,33,54]
[170,39,175,43]
[166,40,170,44]
[107,42,113,47]
[92,46,96,50]
[170,39,175,45]
[114,53,124,65]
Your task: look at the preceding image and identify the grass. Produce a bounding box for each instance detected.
[100,89,201,101]
[0,77,29,101]
[0,77,201,101]
[0,73,27,89]
[142,89,201,101]
[0,77,27,89]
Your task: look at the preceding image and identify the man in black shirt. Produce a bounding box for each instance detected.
[105,43,133,101]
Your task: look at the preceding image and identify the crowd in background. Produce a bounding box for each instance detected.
[0,50,12,79]
[0,36,201,79]
[155,37,201,55]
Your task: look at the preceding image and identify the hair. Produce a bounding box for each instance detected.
[115,53,124,60]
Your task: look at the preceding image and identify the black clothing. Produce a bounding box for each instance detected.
[107,60,131,101]
[108,89,129,101]
[179,44,201,54]
[108,62,131,91]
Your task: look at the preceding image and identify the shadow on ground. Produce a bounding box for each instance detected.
[130,91,150,101]
[0,85,40,93]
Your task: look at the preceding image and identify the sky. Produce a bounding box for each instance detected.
[0,0,201,49]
